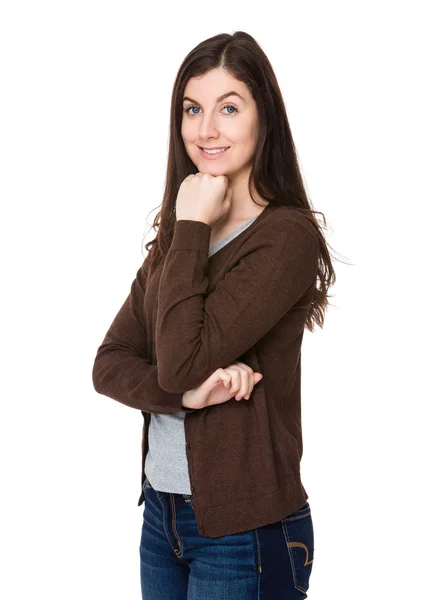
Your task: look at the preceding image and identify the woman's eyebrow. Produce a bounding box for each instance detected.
[183,91,244,104]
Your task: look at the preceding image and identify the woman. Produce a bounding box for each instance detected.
[92,31,335,599]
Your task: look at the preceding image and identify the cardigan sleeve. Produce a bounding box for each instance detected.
[92,258,197,414]
[156,217,319,394]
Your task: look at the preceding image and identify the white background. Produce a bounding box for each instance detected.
[1,1,432,598]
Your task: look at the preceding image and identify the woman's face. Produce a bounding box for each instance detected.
[181,67,259,180]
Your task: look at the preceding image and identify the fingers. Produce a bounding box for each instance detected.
[223,368,245,400]
[214,368,233,391]
[224,364,254,400]
[215,363,263,402]
[232,361,256,399]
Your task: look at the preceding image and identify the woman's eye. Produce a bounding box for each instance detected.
[185,106,201,115]
[184,104,238,116]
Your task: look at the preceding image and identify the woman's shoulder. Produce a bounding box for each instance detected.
[266,204,318,240]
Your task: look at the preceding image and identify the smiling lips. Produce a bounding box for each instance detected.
[199,146,230,159]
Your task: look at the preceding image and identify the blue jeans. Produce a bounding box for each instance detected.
[139,476,314,599]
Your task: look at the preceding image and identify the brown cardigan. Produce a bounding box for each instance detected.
[92,203,319,538]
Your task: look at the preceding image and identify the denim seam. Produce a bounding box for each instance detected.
[281,520,308,596]
[253,528,262,574]
[169,493,185,558]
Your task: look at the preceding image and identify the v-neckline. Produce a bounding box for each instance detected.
[208,202,273,259]
[209,215,258,250]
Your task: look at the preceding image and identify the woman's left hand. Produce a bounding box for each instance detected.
[175,172,233,226]
[182,362,263,410]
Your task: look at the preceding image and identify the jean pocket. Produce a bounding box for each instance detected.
[281,503,314,598]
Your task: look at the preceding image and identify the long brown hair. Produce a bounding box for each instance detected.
[141,31,343,332]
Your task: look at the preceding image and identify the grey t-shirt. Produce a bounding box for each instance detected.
[144,214,258,494]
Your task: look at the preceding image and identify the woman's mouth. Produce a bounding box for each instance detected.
[199,146,230,159]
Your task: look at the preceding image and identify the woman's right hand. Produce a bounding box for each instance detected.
[182,361,263,410]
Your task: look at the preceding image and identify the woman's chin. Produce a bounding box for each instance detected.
[199,167,228,176]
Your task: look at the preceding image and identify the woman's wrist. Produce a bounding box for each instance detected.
[182,390,197,409]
